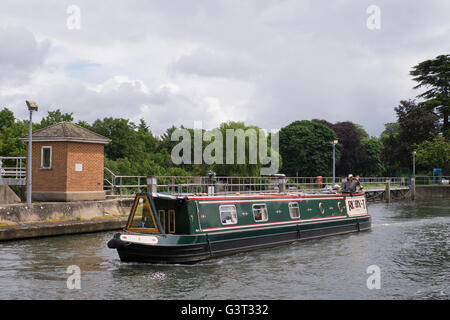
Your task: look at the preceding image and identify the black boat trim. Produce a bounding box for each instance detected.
[115,217,370,263]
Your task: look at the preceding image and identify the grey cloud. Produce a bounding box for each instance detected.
[0,0,449,137]
[0,26,50,85]
[170,47,258,80]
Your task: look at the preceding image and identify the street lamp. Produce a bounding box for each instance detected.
[412,150,416,200]
[26,100,38,205]
[332,140,338,187]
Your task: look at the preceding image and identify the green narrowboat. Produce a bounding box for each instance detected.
[107,190,371,263]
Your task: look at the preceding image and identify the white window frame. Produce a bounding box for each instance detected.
[288,202,300,219]
[219,205,238,225]
[252,203,268,222]
[41,146,52,169]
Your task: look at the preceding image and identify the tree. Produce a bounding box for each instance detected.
[37,109,74,129]
[395,100,440,147]
[279,120,339,176]
[410,54,450,138]
[212,121,266,176]
[380,122,401,175]
[356,137,384,176]
[90,117,139,161]
[314,120,365,175]
[381,100,440,172]
[415,136,450,174]
[0,108,27,157]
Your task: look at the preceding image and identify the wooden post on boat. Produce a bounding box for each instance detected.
[147,176,157,194]
[385,179,391,203]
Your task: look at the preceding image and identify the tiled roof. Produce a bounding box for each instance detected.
[21,122,111,144]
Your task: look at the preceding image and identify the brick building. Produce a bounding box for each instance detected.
[21,122,111,201]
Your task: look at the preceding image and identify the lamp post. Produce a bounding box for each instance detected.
[332,140,338,187]
[412,150,416,200]
[26,101,38,205]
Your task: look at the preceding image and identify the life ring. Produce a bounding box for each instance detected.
[318,202,325,214]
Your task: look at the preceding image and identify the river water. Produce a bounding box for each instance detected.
[0,199,448,300]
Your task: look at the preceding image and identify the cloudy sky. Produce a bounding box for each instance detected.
[0,0,449,137]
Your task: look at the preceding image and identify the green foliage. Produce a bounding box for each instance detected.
[212,121,265,176]
[0,108,27,157]
[314,120,365,176]
[410,54,450,139]
[380,122,401,175]
[381,100,440,173]
[279,120,339,176]
[415,136,450,174]
[37,109,74,129]
[356,137,385,176]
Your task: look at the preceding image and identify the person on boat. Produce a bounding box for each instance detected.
[355,175,363,191]
[141,206,153,228]
[343,174,359,192]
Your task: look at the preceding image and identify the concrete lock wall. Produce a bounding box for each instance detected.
[0,198,133,224]
[0,186,21,205]
[414,185,450,200]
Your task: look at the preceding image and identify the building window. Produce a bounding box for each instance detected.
[253,204,268,222]
[219,205,238,225]
[289,202,300,219]
[41,146,52,169]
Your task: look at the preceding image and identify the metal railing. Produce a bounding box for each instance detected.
[0,157,26,186]
[104,168,450,198]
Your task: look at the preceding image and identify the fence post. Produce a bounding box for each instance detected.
[385,179,391,203]
[120,176,123,199]
[411,177,416,200]
[278,174,286,193]
[147,176,157,194]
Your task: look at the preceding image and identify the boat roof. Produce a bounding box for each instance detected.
[149,191,364,201]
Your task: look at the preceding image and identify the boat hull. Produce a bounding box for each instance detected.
[108,215,371,264]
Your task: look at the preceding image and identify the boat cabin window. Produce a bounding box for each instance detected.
[158,209,176,234]
[219,205,238,225]
[289,202,300,219]
[253,204,268,222]
[158,210,166,230]
[127,196,159,233]
[168,209,176,233]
